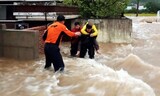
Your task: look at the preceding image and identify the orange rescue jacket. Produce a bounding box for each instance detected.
[45,22,76,45]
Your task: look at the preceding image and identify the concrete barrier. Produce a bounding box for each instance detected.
[97,18,132,43]
[26,26,46,54]
[0,29,39,60]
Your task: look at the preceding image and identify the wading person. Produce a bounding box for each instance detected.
[79,22,99,59]
[81,21,100,54]
[44,15,81,72]
[70,22,82,57]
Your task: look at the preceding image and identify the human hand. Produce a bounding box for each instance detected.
[75,32,81,36]
[90,33,95,37]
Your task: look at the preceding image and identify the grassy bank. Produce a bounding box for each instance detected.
[125,13,157,16]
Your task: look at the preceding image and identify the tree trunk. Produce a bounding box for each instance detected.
[136,0,140,17]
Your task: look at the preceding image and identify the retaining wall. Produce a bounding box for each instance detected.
[25,26,46,54]
[0,29,39,60]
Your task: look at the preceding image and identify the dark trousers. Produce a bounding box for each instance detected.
[80,44,95,59]
[70,42,79,56]
[44,43,64,72]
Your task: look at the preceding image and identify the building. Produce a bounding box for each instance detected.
[126,5,146,10]
[0,0,79,28]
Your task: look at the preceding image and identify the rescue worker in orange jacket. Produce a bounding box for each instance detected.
[44,15,81,72]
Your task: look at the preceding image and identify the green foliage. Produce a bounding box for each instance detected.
[63,0,80,6]
[63,0,130,18]
[145,1,160,13]
[129,0,150,4]
[126,0,160,14]
[130,0,160,3]
[63,0,72,5]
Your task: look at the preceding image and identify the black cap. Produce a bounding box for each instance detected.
[57,15,65,21]
[86,24,92,29]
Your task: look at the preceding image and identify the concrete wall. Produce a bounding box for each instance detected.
[72,18,132,43]
[0,29,39,60]
[97,18,132,43]
[25,26,46,54]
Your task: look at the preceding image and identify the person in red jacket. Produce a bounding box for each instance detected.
[44,15,81,72]
[70,22,82,57]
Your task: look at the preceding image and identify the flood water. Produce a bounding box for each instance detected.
[0,17,160,96]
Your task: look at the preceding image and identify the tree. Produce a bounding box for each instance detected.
[145,1,160,13]
[135,0,140,17]
[63,0,130,18]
